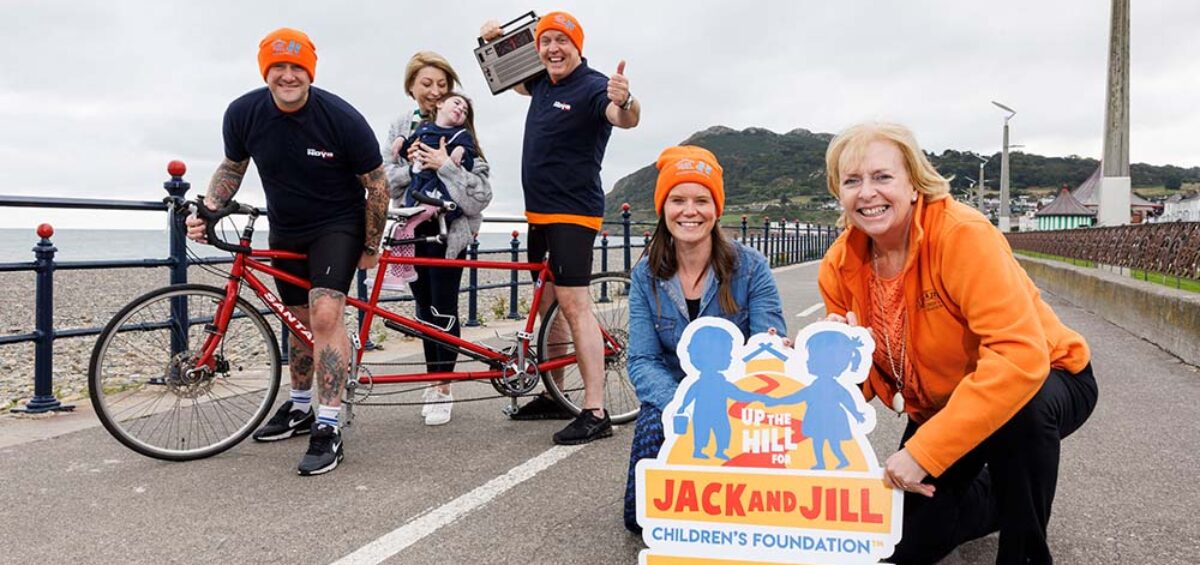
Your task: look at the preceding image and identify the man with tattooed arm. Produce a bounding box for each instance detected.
[185,28,388,476]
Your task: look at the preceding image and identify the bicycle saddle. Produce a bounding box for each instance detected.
[388,205,431,220]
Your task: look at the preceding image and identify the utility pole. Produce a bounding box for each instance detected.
[1098,0,1131,225]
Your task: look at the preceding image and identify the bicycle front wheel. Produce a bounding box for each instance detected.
[88,284,281,461]
[538,272,638,424]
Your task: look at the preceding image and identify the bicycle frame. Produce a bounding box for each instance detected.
[194,232,622,386]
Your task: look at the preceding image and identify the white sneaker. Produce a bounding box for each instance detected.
[420,387,437,418]
[424,389,453,426]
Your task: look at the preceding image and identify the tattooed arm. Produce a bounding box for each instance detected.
[358,165,389,270]
[186,158,249,243]
[206,158,250,208]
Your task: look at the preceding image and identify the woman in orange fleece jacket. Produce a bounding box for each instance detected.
[817,122,1098,565]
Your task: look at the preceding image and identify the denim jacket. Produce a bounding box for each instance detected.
[628,242,786,410]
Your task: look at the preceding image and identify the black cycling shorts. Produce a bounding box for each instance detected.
[268,227,363,306]
[527,223,596,287]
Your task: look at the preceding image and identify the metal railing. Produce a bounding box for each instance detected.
[1005,222,1200,286]
[0,162,837,413]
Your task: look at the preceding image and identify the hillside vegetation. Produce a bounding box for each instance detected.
[605,126,1200,222]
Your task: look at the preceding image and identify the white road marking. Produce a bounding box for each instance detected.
[330,444,585,565]
[798,302,824,318]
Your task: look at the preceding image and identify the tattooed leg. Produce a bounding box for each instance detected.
[309,288,349,408]
[287,305,314,391]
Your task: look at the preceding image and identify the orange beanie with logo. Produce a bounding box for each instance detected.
[257,28,318,81]
[535,11,584,53]
[654,146,725,217]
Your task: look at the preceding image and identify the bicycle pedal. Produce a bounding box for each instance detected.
[501,397,520,416]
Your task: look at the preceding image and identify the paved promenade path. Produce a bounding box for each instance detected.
[1,261,1197,564]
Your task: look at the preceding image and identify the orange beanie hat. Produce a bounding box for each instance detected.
[535,11,584,53]
[654,146,725,216]
[257,28,318,81]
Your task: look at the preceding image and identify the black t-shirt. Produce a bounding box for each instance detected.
[686,298,701,321]
[223,86,382,238]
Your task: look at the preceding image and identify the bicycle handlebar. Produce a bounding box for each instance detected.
[408,189,457,213]
[186,197,257,255]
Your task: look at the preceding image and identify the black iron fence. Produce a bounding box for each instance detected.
[1005,222,1200,284]
[0,163,837,414]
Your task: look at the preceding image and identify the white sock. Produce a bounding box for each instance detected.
[317,405,341,429]
[290,388,313,413]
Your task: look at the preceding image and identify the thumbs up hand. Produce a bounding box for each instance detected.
[607,60,631,108]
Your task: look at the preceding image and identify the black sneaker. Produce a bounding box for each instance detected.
[252,401,315,442]
[553,409,613,445]
[297,423,344,476]
[510,394,573,421]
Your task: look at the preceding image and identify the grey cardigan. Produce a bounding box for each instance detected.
[383,108,493,258]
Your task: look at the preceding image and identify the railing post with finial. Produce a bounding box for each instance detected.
[621,203,632,273]
[466,234,481,327]
[162,161,193,359]
[163,160,191,288]
[14,224,73,414]
[762,216,772,266]
[508,230,522,319]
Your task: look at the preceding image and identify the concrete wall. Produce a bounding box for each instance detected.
[1018,255,1200,367]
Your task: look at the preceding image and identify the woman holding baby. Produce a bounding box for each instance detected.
[382,51,493,426]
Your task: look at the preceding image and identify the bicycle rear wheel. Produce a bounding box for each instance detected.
[88,284,281,461]
[538,272,638,424]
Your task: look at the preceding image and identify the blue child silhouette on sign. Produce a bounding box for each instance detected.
[675,325,772,460]
[769,331,867,470]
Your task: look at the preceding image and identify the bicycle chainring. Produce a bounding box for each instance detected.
[490,350,540,397]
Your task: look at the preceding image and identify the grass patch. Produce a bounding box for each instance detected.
[1129,270,1200,292]
[1015,250,1199,293]
[1014,250,1095,268]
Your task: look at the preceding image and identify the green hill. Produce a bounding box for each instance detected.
[604,125,1200,223]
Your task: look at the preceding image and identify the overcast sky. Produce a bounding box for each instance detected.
[1,0,1197,230]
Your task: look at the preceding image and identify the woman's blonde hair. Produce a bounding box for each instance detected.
[404,51,460,103]
[825,122,951,226]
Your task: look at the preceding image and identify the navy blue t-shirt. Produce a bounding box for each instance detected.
[223,86,382,238]
[401,122,474,221]
[521,59,612,227]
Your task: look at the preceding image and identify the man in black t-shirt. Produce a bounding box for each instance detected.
[186,28,388,476]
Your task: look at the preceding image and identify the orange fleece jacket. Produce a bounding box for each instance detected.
[818,196,1090,477]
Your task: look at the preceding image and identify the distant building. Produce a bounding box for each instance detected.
[1072,166,1162,223]
[1160,192,1200,222]
[1035,186,1096,230]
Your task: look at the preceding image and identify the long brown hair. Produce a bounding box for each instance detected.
[643,218,739,315]
[437,92,486,162]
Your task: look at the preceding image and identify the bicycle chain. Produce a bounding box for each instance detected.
[346,361,586,407]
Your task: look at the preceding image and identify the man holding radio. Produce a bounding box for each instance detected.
[481,11,641,445]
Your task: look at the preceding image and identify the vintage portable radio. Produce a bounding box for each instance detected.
[475,11,545,95]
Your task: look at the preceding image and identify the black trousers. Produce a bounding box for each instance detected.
[408,222,466,373]
[887,364,1098,565]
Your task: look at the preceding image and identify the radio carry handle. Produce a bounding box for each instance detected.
[477,10,538,47]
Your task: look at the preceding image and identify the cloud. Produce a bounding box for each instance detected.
[1,0,1196,228]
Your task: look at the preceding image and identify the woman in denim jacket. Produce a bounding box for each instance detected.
[622,146,785,534]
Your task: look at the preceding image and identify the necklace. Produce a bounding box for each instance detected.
[870,247,907,413]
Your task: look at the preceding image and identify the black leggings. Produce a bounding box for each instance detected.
[408,221,466,373]
[887,364,1099,565]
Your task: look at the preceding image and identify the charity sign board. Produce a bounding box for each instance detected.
[636,318,903,564]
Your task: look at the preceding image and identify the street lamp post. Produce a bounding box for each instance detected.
[975,154,990,212]
[992,101,1017,232]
